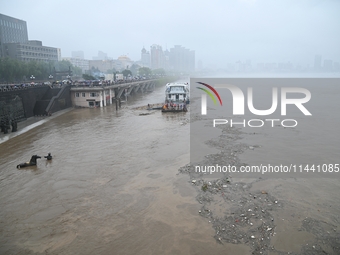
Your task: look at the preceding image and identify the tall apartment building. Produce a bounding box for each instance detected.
[141,47,150,67]
[93,51,108,61]
[0,13,28,58]
[88,60,114,73]
[323,59,333,72]
[150,44,164,69]
[169,45,195,72]
[0,13,60,62]
[314,55,322,71]
[62,57,89,73]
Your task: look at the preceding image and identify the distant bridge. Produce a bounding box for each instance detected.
[70,79,159,108]
[0,78,171,127]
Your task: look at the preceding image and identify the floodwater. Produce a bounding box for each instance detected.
[0,83,250,254]
[189,76,340,254]
[1,77,339,254]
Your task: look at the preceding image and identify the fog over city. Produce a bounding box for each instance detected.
[2,0,340,69]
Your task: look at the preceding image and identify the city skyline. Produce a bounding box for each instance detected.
[0,9,338,74]
[1,0,339,69]
[0,11,196,73]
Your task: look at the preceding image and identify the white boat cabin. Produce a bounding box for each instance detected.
[165,82,189,103]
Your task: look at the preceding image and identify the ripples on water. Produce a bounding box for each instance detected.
[1,77,339,254]
[1,84,235,255]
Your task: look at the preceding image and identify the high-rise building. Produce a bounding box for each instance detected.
[93,51,108,60]
[88,60,114,73]
[150,44,164,69]
[314,55,322,71]
[169,45,195,72]
[163,49,170,70]
[141,47,150,67]
[0,13,60,62]
[323,59,333,72]
[0,13,29,58]
[62,57,89,73]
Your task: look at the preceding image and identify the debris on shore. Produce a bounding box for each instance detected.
[179,122,340,254]
[179,163,280,253]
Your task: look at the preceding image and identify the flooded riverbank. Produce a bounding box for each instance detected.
[185,77,340,254]
[0,84,250,255]
[1,78,339,254]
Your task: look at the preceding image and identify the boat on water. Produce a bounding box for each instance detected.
[162,82,189,112]
[148,107,163,110]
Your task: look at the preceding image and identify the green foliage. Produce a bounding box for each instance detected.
[0,58,48,82]
[153,76,179,87]
[0,58,84,83]
[130,64,140,76]
[90,66,100,73]
[138,67,152,76]
[82,74,95,80]
[54,60,71,72]
[72,66,82,76]
[106,68,117,74]
[54,59,82,76]
[152,68,166,75]
[122,69,132,77]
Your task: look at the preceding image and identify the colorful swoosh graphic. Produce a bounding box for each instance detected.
[196,82,223,106]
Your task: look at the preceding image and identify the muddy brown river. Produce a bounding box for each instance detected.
[0,79,339,254]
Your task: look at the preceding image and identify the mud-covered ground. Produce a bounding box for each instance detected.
[179,122,340,254]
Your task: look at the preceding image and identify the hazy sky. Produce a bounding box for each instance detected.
[2,0,340,68]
